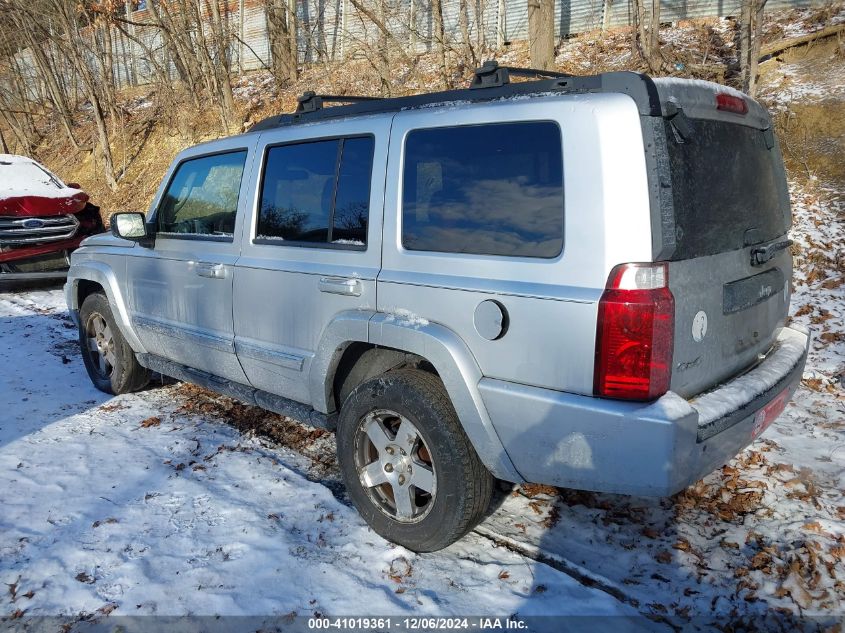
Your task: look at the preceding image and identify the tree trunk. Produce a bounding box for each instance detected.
[631,0,662,72]
[267,0,299,85]
[0,127,8,154]
[739,0,768,95]
[649,0,660,62]
[90,91,119,190]
[748,1,767,96]
[432,0,448,87]
[459,0,476,69]
[528,0,554,70]
[377,0,390,95]
[207,0,237,128]
[739,0,752,90]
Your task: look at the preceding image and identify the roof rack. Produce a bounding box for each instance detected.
[296,91,382,114]
[248,63,661,132]
[469,60,571,89]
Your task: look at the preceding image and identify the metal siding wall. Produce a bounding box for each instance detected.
[243,4,270,70]
[559,0,605,36]
[3,0,823,95]
[505,0,528,41]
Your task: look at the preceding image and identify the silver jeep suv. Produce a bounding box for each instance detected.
[66,63,809,552]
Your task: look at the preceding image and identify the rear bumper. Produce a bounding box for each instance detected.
[480,325,810,496]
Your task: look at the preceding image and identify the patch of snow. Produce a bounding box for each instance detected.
[332,239,365,246]
[639,392,694,421]
[653,77,748,99]
[382,308,430,329]
[690,328,808,424]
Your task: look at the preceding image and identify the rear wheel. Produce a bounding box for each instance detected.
[79,292,149,395]
[337,369,493,552]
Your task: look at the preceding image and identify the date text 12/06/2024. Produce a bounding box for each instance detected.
[308,618,530,631]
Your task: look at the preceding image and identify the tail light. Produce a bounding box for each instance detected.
[594,263,674,401]
[716,92,748,115]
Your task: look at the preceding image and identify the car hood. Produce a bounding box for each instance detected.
[0,192,90,216]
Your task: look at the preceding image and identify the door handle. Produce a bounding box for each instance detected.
[318,277,362,296]
[195,262,227,279]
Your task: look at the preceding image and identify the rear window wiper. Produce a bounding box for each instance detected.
[663,100,693,143]
[751,238,792,266]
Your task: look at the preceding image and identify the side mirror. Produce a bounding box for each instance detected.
[66,182,82,190]
[111,212,151,244]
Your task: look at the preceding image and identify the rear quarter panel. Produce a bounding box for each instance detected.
[379,93,653,394]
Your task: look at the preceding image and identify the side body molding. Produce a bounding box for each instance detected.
[64,260,148,354]
[309,311,523,482]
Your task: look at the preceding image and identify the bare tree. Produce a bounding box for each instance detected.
[631,0,662,72]
[528,0,554,70]
[432,0,448,86]
[738,0,768,96]
[267,0,299,86]
[458,0,477,70]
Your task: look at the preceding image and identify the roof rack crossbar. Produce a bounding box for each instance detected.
[469,60,571,89]
[248,66,661,132]
[296,91,383,114]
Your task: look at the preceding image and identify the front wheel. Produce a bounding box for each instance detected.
[79,292,149,395]
[336,369,493,552]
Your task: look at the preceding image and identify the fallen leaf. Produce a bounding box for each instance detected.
[139,416,161,428]
[656,550,672,564]
[780,568,813,609]
[498,570,510,580]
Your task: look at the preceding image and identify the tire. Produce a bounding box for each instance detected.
[78,292,149,395]
[336,369,493,552]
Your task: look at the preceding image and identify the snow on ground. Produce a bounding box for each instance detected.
[2,10,844,629]
[471,176,844,625]
[0,289,642,628]
[1,168,841,629]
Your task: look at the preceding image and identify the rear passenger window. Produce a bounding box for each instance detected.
[257,136,374,248]
[158,151,247,238]
[402,121,564,258]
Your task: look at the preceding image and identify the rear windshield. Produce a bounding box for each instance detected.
[664,119,789,260]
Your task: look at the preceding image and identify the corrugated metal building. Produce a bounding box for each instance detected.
[10,0,821,88]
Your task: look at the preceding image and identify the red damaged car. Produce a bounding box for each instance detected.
[1,154,103,280]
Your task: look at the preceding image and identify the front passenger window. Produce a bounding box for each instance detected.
[158,150,247,238]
